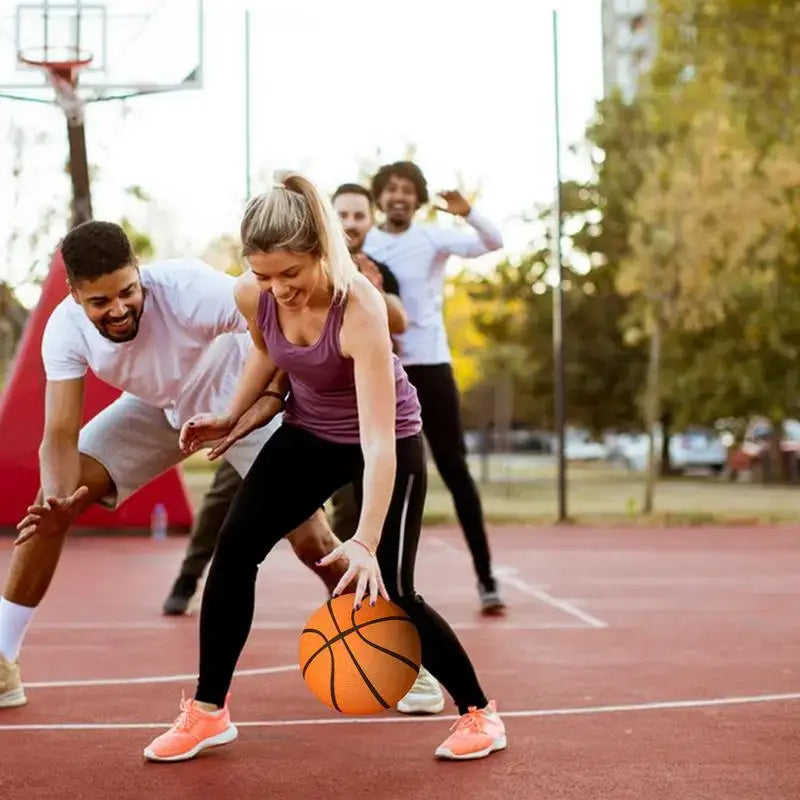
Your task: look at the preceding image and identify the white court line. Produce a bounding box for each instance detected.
[1,691,798,732]
[24,664,298,689]
[493,568,609,629]
[29,620,586,632]
[430,537,609,629]
[25,622,584,689]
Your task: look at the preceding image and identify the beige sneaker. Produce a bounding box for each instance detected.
[0,656,27,708]
[396,666,445,714]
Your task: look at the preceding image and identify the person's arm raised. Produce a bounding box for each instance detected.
[432,190,504,258]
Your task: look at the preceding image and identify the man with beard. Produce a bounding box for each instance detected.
[0,220,343,709]
[332,183,407,345]
[364,161,506,616]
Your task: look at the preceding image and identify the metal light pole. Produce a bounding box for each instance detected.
[551,9,567,522]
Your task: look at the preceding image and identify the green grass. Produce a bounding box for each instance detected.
[180,454,800,526]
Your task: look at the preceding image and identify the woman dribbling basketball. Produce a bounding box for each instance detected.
[142,171,506,764]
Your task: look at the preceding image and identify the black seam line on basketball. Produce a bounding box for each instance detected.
[327,629,339,713]
[326,601,390,710]
[299,625,341,709]
[351,618,420,673]
[300,629,329,678]
[343,605,392,710]
[325,601,342,712]
[301,616,415,675]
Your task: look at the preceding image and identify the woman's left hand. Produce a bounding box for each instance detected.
[317,538,389,609]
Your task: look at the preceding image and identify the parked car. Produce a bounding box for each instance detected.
[670,429,727,473]
[611,428,727,473]
[727,418,800,480]
[464,428,554,454]
[564,429,609,461]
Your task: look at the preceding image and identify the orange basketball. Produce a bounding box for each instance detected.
[299,594,421,715]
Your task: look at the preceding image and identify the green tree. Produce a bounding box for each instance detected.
[624,0,800,491]
[654,0,800,153]
[658,143,800,480]
[447,239,646,439]
[618,102,777,505]
[119,218,155,261]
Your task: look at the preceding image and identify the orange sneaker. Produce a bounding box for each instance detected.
[434,700,506,760]
[143,693,238,762]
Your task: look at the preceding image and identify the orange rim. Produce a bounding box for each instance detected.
[18,47,93,81]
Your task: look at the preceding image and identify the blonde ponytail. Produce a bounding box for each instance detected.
[240,170,357,301]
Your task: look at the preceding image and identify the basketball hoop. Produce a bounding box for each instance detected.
[18,46,92,125]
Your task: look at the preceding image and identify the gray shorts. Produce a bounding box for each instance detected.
[78,393,281,508]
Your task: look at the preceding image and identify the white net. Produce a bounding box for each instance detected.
[45,67,86,125]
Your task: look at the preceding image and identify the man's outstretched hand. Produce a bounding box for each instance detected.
[15,486,89,545]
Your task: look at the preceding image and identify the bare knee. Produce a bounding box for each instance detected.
[287,510,340,566]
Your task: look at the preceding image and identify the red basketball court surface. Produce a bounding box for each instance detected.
[1,523,798,799]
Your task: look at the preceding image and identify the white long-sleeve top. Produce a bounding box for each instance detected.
[363,208,503,366]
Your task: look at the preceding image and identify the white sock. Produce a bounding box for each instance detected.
[0,597,36,662]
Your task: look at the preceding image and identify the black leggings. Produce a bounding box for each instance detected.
[404,364,495,591]
[195,424,487,715]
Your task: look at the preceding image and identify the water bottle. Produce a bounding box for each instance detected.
[151,503,168,542]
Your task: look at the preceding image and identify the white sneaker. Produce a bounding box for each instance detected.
[396,666,445,715]
[0,656,27,708]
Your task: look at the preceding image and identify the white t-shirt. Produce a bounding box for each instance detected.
[363,209,503,366]
[42,258,250,428]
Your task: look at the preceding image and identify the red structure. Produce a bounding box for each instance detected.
[0,251,193,531]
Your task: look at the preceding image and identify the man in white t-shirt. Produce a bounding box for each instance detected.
[0,220,343,709]
[364,161,506,616]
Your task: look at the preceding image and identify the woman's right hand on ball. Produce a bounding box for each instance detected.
[179,414,235,457]
[317,538,389,609]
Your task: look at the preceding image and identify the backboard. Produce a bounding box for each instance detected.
[0,0,204,103]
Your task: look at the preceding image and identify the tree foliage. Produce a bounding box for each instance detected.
[444,0,800,486]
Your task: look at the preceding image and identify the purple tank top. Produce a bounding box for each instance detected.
[257,290,422,444]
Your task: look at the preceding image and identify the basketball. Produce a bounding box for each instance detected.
[299,594,422,715]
